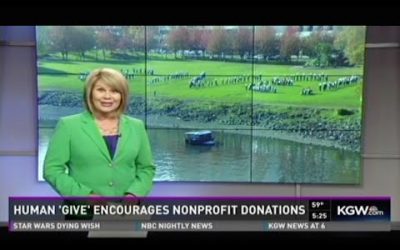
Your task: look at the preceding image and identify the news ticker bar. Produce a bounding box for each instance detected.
[9,197,391,226]
[9,221,390,232]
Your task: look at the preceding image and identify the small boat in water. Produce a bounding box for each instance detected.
[184,130,216,145]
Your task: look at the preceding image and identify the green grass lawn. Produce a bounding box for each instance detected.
[38,59,364,109]
[39,74,146,94]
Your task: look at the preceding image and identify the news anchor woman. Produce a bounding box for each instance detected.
[44,68,155,199]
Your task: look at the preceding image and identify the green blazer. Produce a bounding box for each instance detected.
[44,112,155,197]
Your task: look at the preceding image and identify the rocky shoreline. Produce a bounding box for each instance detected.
[38,90,361,152]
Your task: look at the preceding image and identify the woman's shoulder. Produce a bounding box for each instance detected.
[122,115,145,127]
[58,112,88,124]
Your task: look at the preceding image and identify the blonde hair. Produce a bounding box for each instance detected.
[84,68,129,117]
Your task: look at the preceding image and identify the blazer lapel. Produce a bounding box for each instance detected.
[80,112,111,161]
[113,115,131,160]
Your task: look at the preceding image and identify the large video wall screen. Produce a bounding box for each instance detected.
[37,26,365,184]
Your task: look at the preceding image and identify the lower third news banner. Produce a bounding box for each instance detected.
[8,197,391,232]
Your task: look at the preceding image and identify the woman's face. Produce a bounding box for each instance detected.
[91,80,121,116]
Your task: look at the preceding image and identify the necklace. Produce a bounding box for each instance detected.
[96,119,119,135]
[100,126,119,135]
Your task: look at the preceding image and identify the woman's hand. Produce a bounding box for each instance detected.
[124,193,140,205]
[88,193,107,205]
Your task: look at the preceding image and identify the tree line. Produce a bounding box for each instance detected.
[37,26,365,67]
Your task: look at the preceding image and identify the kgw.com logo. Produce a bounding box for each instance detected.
[337,206,384,216]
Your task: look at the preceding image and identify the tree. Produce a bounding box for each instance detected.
[36,26,52,57]
[188,28,208,58]
[199,29,211,58]
[207,27,231,59]
[316,43,333,68]
[255,26,278,60]
[116,26,135,55]
[280,26,301,62]
[48,26,75,60]
[302,33,320,58]
[146,26,159,53]
[125,26,146,54]
[334,26,366,66]
[96,27,118,60]
[167,26,190,59]
[302,32,332,58]
[70,27,95,60]
[235,27,253,60]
